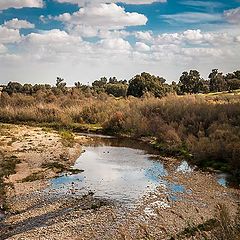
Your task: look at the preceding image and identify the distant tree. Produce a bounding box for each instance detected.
[22,84,33,95]
[179,70,205,94]
[227,78,240,91]
[127,72,168,98]
[109,77,118,84]
[233,70,240,79]
[170,81,180,94]
[33,84,51,93]
[200,80,210,93]
[105,83,128,97]
[225,70,240,91]
[3,82,23,95]
[92,77,107,89]
[209,69,227,92]
[74,81,82,88]
[56,77,66,90]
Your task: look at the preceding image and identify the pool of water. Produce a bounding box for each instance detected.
[48,136,188,205]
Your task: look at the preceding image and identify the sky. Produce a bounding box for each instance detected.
[0,0,240,85]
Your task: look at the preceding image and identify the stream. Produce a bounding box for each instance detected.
[48,134,228,206]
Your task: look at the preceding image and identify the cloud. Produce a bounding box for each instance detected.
[0,26,239,84]
[99,38,131,51]
[235,36,240,43]
[20,29,86,61]
[55,0,166,7]
[0,0,44,10]
[180,1,224,9]
[55,3,147,35]
[135,29,231,46]
[0,44,7,54]
[135,42,151,51]
[135,31,153,42]
[161,12,222,24]
[0,26,21,44]
[224,7,240,24]
[4,18,35,29]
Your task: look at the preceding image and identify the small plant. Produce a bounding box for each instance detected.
[41,162,67,173]
[0,154,21,210]
[21,172,44,182]
[211,204,240,240]
[59,130,75,147]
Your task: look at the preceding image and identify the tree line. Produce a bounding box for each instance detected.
[2,69,240,97]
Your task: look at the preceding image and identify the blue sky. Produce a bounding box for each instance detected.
[0,0,240,84]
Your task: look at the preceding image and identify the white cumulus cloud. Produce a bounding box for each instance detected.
[55,3,148,32]
[4,18,35,29]
[135,42,151,51]
[0,0,44,10]
[0,26,21,44]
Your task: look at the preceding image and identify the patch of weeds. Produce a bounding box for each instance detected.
[0,155,21,178]
[21,172,44,182]
[151,141,192,160]
[91,204,99,210]
[176,219,218,239]
[68,168,84,175]
[41,161,67,173]
[41,127,52,133]
[0,154,21,211]
[59,130,75,147]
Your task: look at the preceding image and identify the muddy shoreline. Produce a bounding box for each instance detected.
[0,123,239,240]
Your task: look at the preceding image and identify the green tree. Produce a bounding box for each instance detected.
[56,77,66,90]
[209,69,227,92]
[225,70,240,91]
[233,70,240,79]
[92,77,107,89]
[22,84,33,95]
[179,70,205,94]
[109,77,118,84]
[127,72,168,98]
[105,83,128,97]
[3,82,23,95]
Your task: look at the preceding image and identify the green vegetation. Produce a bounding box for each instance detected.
[0,70,240,182]
[173,204,240,240]
[41,162,67,173]
[59,130,75,147]
[0,154,21,209]
[21,172,44,182]
[175,219,218,239]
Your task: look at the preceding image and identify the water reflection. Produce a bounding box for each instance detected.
[48,135,228,205]
[176,161,193,173]
[49,136,186,205]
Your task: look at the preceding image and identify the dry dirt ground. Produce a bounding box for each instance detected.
[0,124,239,240]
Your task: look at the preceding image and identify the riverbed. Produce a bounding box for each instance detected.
[1,125,239,240]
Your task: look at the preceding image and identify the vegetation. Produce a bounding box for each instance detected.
[21,172,44,182]
[59,130,75,147]
[0,154,21,209]
[174,204,240,240]
[0,69,240,183]
[41,162,67,173]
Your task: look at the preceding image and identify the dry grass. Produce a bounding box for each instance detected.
[0,92,240,181]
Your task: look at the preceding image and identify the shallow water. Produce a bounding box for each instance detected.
[49,135,228,205]
[49,136,188,205]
